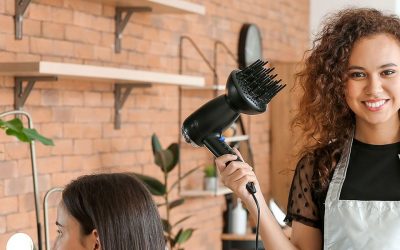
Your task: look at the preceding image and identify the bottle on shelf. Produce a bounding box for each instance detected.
[231,198,247,235]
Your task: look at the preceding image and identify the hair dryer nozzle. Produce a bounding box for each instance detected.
[226,59,286,114]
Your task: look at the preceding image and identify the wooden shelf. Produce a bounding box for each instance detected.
[180,186,232,197]
[14,0,205,51]
[91,0,206,15]
[221,233,259,241]
[0,61,205,129]
[0,61,205,87]
[225,135,249,143]
[181,84,225,91]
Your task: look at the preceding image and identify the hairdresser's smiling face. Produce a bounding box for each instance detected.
[345,33,400,130]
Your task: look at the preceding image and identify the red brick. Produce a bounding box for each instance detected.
[0,87,13,105]
[15,53,41,61]
[0,216,5,233]
[65,26,101,44]
[6,211,32,231]
[0,161,17,179]
[72,11,95,28]
[0,1,4,14]
[28,3,53,21]
[94,46,112,61]
[42,22,65,39]
[73,43,94,59]
[4,34,29,53]
[0,196,18,215]
[65,0,102,16]
[50,171,82,187]
[22,19,41,36]
[17,193,35,212]
[73,139,93,155]
[50,7,73,24]
[53,40,75,57]
[0,15,13,34]
[4,0,14,15]
[37,156,63,174]
[4,177,32,196]
[30,37,54,55]
[39,123,63,139]
[62,155,83,171]
[83,91,102,106]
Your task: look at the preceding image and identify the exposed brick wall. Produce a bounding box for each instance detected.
[0,0,309,249]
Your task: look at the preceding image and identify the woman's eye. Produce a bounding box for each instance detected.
[349,71,366,78]
[381,69,396,76]
[57,229,63,237]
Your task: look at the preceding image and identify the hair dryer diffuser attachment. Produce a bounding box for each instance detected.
[226,59,285,114]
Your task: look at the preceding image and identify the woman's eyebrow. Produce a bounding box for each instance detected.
[347,63,398,70]
[348,65,364,70]
[55,221,64,227]
[379,63,397,68]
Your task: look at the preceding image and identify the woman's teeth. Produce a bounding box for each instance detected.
[364,100,386,108]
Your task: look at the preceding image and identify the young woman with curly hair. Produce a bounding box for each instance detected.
[215,8,400,249]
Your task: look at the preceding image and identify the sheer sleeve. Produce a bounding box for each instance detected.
[284,155,322,229]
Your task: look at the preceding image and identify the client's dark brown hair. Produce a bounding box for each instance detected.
[62,173,165,250]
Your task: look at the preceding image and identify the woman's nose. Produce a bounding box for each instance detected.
[365,75,384,95]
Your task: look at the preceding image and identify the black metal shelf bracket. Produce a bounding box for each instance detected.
[15,0,32,40]
[114,83,150,129]
[115,6,151,53]
[14,76,57,110]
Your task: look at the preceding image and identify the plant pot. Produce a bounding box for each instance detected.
[204,177,217,191]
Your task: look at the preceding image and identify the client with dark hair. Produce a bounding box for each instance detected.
[53,173,165,250]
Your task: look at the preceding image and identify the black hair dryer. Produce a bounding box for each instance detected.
[181,60,285,194]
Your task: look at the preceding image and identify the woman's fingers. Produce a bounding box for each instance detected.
[228,168,254,181]
[219,159,252,176]
[215,154,237,172]
[215,152,260,201]
[233,147,244,161]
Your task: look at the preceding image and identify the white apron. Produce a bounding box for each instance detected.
[324,136,400,250]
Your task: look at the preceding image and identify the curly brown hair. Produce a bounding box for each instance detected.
[292,8,400,191]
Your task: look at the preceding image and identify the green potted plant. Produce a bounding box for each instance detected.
[132,133,198,250]
[203,164,217,191]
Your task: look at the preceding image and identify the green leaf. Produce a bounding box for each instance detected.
[173,216,191,227]
[171,229,182,247]
[6,128,30,142]
[151,133,163,155]
[165,143,179,172]
[154,143,179,173]
[23,128,54,145]
[0,118,23,130]
[161,218,172,233]
[168,198,185,210]
[154,148,172,172]
[174,228,194,244]
[0,118,54,146]
[130,173,166,196]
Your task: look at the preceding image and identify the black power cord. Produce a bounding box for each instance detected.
[251,193,260,250]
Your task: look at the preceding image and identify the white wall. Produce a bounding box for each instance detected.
[310,0,400,42]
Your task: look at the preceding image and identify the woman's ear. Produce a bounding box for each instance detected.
[88,229,101,250]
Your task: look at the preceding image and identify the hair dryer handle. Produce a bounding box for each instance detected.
[203,135,257,194]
